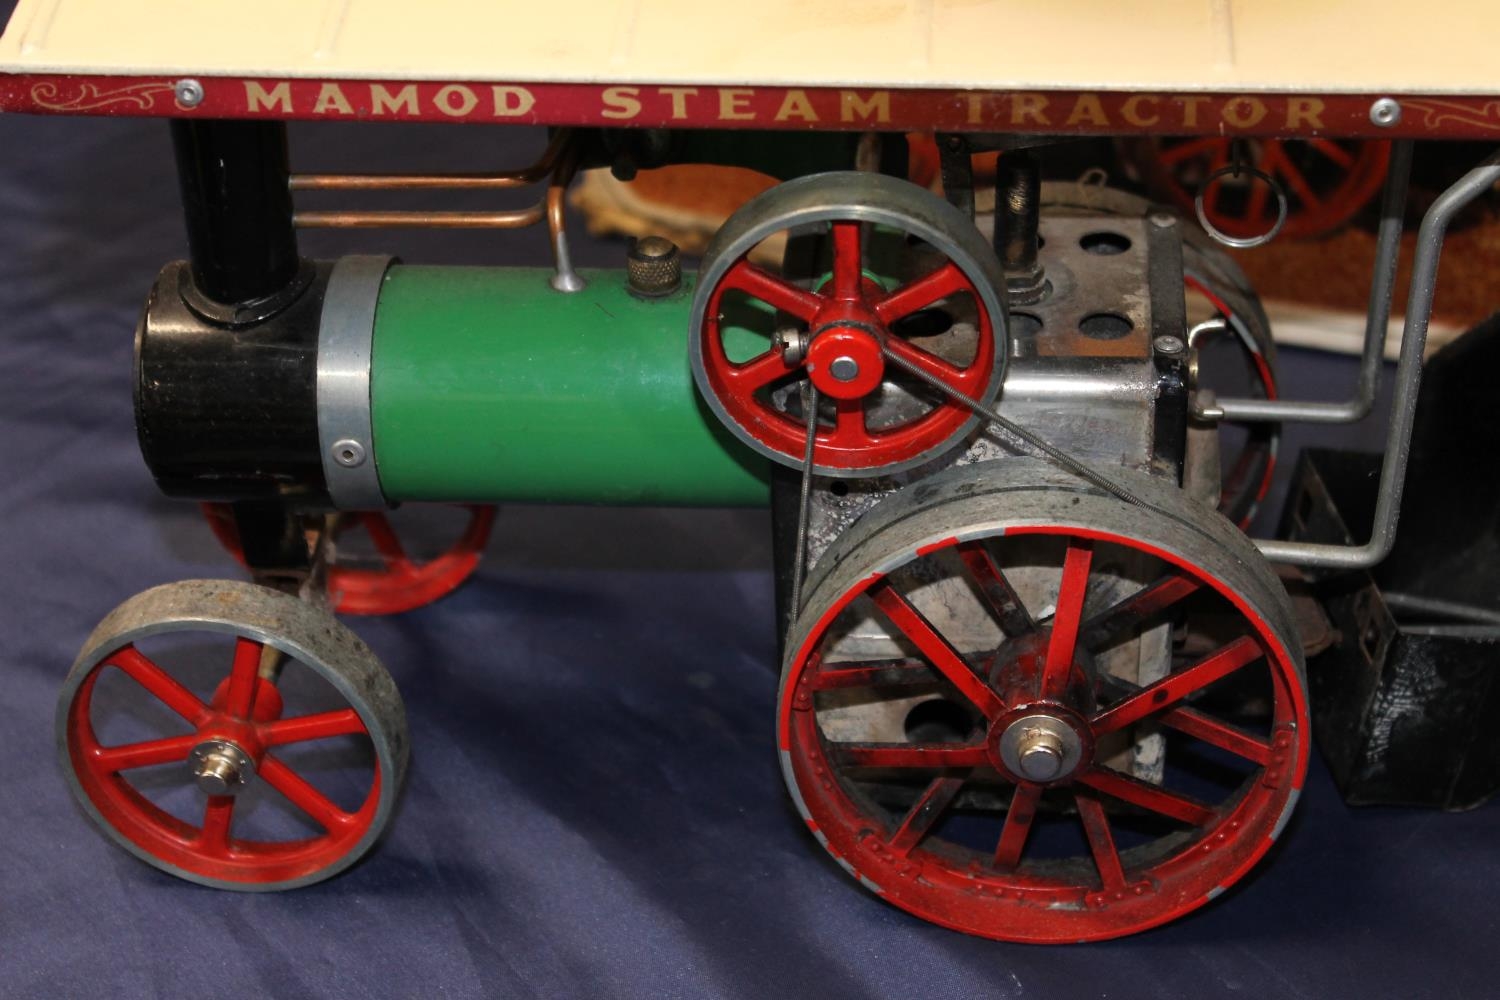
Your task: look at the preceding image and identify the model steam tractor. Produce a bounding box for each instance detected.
[3,0,1497,943]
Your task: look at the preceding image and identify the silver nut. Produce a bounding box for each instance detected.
[1016,729,1066,781]
[1153,335,1186,357]
[189,740,256,796]
[174,78,206,109]
[1369,97,1402,128]
[775,328,809,365]
[332,438,367,468]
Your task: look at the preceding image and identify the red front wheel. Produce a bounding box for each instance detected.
[779,461,1308,942]
[203,503,497,616]
[58,580,408,889]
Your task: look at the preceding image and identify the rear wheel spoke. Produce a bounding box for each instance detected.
[1040,540,1092,700]
[1076,791,1127,892]
[831,742,989,769]
[888,776,965,856]
[868,581,1005,719]
[956,542,1034,637]
[1092,635,1263,735]
[1079,573,1200,649]
[809,658,935,691]
[992,783,1042,869]
[1079,766,1216,827]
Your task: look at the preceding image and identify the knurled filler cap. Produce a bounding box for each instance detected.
[626,235,682,297]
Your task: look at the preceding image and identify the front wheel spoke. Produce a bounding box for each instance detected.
[93,733,200,773]
[888,776,965,856]
[1075,792,1127,892]
[868,581,1005,719]
[110,646,209,725]
[1079,766,1216,827]
[720,260,823,322]
[956,542,1034,636]
[259,756,354,832]
[359,513,416,574]
[1078,572,1200,649]
[265,708,367,747]
[832,741,989,769]
[1040,540,1093,700]
[198,796,236,855]
[223,636,264,719]
[992,782,1042,869]
[874,261,968,323]
[1091,635,1264,736]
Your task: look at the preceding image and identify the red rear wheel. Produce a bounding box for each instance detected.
[779,461,1307,942]
[58,580,408,889]
[203,503,497,615]
[1132,137,1390,241]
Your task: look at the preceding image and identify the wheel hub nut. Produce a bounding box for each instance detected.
[188,740,256,796]
[1016,728,1066,781]
[997,714,1083,783]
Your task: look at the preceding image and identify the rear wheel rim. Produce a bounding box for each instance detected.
[779,466,1307,942]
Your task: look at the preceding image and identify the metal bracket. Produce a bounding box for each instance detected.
[318,255,394,510]
[1255,145,1500,569]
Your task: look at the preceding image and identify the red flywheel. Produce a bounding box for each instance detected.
[690,172,1009,478]
[779,461,1308,942]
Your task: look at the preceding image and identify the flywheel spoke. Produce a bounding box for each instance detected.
[720,260,823,322]
[874,261,969,323]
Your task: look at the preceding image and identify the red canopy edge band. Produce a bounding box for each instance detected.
[3,73,1500,138]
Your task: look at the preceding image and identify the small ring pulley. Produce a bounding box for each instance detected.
[1194,160,1290,250]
